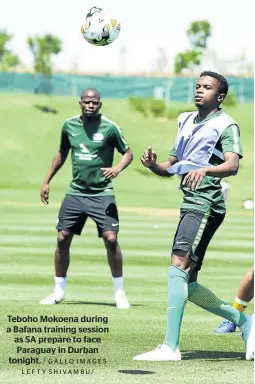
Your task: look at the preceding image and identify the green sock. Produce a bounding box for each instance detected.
[188,282,247,326]
[164,265,189,350]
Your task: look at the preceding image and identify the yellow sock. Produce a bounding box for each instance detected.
[233,297,248,312]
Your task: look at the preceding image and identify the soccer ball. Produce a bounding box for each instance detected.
[81,6,121,46]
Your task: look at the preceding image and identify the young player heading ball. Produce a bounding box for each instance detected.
[134,71,254,361]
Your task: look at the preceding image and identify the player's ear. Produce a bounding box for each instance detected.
[99,101,102,109]
[79,100,82,107]
[218,93,225,103]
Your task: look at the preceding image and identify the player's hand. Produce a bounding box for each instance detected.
[182,169,207,191]
[101,167,120,180]
[40,183,50,205]
[140,146,157,168]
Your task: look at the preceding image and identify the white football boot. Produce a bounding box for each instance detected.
[114,290,130,309]
[39,291,65,305]
[133,343,181,361]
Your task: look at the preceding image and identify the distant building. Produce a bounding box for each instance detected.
[198,48,252,76]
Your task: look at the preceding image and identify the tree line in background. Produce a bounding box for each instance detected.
[0,30,62,76]
[0,21,220,76]
[0,31,19,70]
[0,21,247,106]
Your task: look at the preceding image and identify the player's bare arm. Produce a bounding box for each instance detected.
[40,148,70,205]
[101,148,133,180]
[141,146,177,177]
[183,152,239,191]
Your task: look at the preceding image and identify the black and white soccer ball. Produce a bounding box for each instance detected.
[81,6,121,46]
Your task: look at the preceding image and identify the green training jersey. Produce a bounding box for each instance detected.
[60,114,129,196]
[170,109,243,214]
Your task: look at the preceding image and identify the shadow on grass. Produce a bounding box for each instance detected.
[118,370,155,375]
[65,301,143,307]
[182,350,245,361]
[34,104,57,114]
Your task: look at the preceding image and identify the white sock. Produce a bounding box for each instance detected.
[54,276,66,295]
[235,297,249,306]
[112,276,124,294]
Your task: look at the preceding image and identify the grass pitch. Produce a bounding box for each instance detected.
[0,93,254,383]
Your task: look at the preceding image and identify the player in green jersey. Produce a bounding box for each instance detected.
[133,71,254,361]
[40,88,133,309]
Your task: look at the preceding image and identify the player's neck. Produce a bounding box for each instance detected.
[196,107,220,122]
[81,114,100,123]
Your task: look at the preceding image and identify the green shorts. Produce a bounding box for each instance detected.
[56,194,119,237]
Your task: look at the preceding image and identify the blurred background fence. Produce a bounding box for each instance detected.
[0,72,253,103]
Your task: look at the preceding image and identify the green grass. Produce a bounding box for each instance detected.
[0,93,253,207]
[0,93,254,383]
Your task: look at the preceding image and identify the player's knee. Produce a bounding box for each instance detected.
[103,232,117,247]
[171,251,190,270]
[57,231,72,246]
